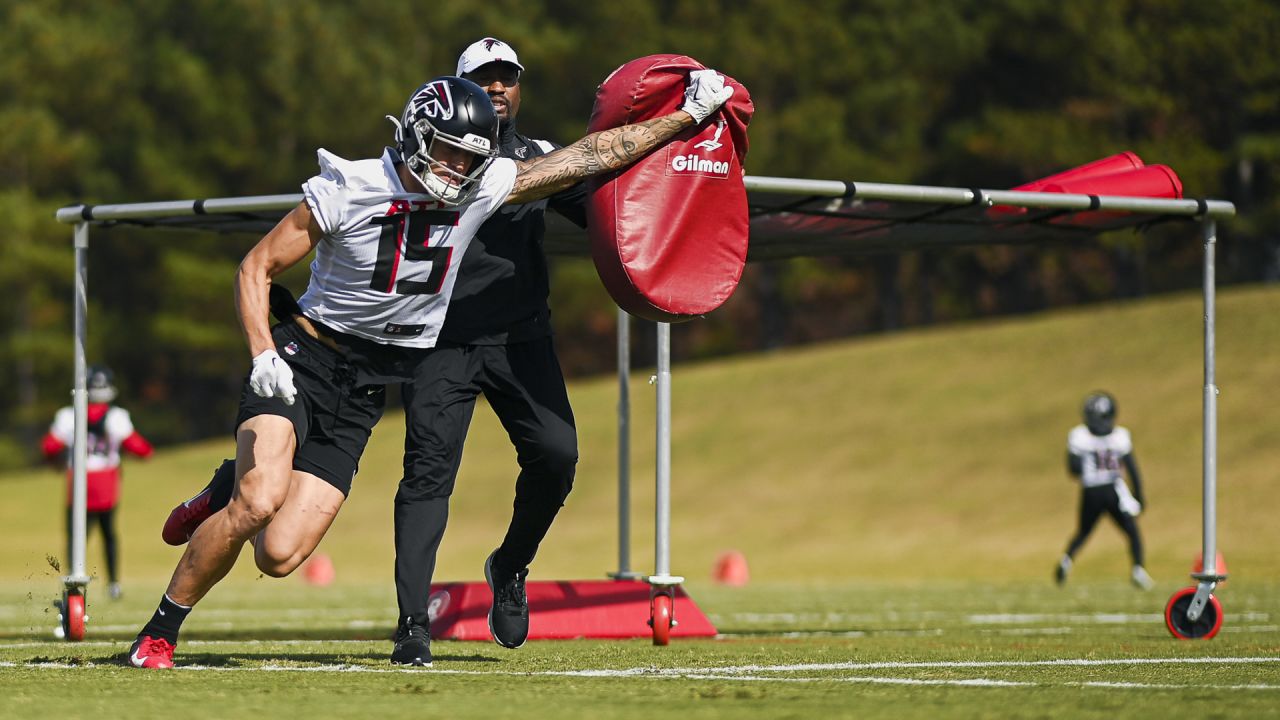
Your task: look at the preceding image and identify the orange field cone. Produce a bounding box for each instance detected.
[714,550,750,586]
[1192,551,1228,585]
[303,552,335,587]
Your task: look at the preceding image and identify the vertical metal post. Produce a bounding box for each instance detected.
[613,307,636,579]
[1184,217,1222,622]
[654,322,672,578]
[70,222,89,583]
[1201,219,1218,575]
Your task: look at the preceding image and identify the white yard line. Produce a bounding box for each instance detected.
[716,611,1271,625]
[966,612,1271,624]
[3,654,1280,693]
[678,657,1280,674]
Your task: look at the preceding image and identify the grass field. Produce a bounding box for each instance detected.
[2,581,1279,718]
[2,285,1278,717]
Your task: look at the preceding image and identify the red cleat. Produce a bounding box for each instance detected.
[161,488,213,546]
[128,635,176,669]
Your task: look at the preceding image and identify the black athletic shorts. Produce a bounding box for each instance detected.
[235,320,392,496]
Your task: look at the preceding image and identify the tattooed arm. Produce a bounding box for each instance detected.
[505,112,694,205]
[503,68,735,205]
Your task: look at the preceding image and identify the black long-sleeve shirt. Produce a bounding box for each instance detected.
[438,121,587,345]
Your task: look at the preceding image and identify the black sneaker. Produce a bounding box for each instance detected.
[390,621,432,667]
[484,550,529,649]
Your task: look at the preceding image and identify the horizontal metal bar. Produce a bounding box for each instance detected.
[742,176,850,196]
[57,178,1235,225]
[200,194,304,213]
[744,176,1236,218]
[56,195,303,224]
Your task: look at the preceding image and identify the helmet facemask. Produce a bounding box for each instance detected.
[86,365,117,404]
[408,121,495,206]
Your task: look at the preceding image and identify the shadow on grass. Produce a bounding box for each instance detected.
[74,649,503,668]
[0,626,399,642]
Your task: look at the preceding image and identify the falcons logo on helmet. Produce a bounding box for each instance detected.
[414,80,454,121]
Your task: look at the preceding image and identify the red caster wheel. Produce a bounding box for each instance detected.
[1165,586,1223,640]
[649,593,673,646]
[63,591,86,642]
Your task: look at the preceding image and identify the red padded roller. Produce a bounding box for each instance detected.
[587,55,754,322]
[990,152,1183,224]
[1041,164,1182,198]
[1013,151,1145,193]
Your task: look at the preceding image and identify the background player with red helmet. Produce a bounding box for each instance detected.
[42,365,154,600]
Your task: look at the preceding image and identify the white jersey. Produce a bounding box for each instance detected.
[299,148,518,348]
[49,406,136,472]
[1067,424,1133,488]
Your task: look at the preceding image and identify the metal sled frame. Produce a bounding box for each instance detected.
[56,177,1235,642]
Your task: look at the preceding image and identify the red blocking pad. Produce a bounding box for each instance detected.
[587,54,754,322]
[426,579,717,640]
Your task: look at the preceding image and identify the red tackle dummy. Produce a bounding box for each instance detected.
[587,55,754,322]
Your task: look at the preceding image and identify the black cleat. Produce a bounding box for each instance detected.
[484,550,529,649]
[1055,556,1072,586]
[390,621,432,667]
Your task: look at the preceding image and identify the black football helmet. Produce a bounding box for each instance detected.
[388,77,499,206]
[87,365,117,404]
[1083,391,1116,436]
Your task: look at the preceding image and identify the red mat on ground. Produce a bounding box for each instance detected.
[426,579,717,640]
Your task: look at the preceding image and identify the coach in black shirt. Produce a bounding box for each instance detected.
[391,37,586,658]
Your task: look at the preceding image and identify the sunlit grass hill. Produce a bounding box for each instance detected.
[3,285,1276,596]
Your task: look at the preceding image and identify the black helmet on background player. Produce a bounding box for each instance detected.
[87,365,117,404]
[388,76,499,206]
[1083,391,1116,435]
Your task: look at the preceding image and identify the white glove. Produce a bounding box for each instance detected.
[249,349,297,406]
[1119,495,1142,517]
[680,69,734,124]
[1115,480,1142,516]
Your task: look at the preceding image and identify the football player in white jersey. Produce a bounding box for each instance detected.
[128,70,735,669]
[1054,392,1154,590]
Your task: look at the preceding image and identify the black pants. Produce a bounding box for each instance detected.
[66,508,118,583]
[1065,484,1144,567]
[394,337,577,627]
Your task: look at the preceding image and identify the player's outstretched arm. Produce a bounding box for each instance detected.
[235,201,320,355]
[505,68,734,205]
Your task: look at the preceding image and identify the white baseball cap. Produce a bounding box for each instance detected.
[457,38,525,76]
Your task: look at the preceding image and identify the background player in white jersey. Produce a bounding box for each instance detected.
[129,70,735,669]
[1054,391,1153,590]
[42,365,153,600]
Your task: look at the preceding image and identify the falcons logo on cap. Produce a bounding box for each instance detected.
[414,80,454,120]
[483,38,504,51]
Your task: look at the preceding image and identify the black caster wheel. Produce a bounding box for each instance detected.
[1165,586,1222,639]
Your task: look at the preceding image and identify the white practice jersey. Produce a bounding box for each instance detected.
[49,406,135,472]
[299,148,518,347]
[1067,424,1133,488]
